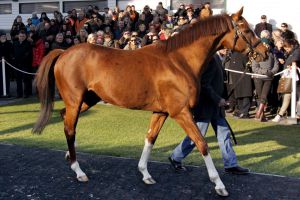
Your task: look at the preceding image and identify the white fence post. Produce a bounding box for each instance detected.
[291,62,297,119]
[1,57,7,97]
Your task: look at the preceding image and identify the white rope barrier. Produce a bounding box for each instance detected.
[224,68,289,77]
[225,64,299,123]
[5,60,37,75]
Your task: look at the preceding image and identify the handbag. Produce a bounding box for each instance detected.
[277,77,292,93]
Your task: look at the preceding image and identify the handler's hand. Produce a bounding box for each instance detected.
[218,98,227,107]
[266,70,274,78]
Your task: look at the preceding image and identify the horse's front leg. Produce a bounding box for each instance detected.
[173,108,228,197]
[138,112,168,184]
[202,154,228,196]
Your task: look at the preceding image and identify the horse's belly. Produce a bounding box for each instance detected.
[91,80,158,111]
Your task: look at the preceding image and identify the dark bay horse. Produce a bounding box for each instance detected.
[33,8,267,196]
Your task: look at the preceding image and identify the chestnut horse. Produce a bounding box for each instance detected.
[33,8,267,196]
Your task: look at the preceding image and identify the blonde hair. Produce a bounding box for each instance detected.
[87,33,97,44]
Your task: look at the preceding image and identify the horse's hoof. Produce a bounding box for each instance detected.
[143,177,156,185]
[77,175,89,182]
[215,188,229,197]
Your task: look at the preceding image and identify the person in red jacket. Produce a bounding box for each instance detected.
[32,33,45,72]
[75,10,88,34]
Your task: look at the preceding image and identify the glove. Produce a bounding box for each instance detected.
[218,98,228,107]
[266,70,274,78]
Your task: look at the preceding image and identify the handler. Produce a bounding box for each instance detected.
[169,49,249,175]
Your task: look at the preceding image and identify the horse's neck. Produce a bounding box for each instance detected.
[173,35,222,77]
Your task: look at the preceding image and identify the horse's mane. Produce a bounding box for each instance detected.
[161,14,234,52]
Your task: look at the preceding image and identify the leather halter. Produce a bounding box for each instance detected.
[231,20,261,64]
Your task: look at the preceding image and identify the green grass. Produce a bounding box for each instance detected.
[1,98,300,177]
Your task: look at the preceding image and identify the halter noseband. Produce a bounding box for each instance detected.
[231,20,260,64]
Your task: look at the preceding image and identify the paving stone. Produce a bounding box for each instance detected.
[0,143,299,200]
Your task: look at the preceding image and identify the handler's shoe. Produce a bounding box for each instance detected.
[168,157,187,172]
[225,166,250,175]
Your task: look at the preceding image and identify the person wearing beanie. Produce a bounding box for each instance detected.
[31,12,40,26]
[252,36,279,121]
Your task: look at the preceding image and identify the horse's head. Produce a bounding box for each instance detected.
[223,7,268,62]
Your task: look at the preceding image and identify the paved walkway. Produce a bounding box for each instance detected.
[0,143,299,200]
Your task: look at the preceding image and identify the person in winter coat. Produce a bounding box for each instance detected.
[12,30,32,98]
[75,10,88,34]
[31,33,45,72]
[10,16,26,42]
[272,39,300,122]
[31,12,40,26]
[169,50,249,175]
[226,51,253,118]
[254,15,272,38]
[0,32,13,97]
[174,3,187,18]
[252,38,279,121]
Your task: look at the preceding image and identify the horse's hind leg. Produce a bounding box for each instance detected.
[173,108,228,197]
[138,112,168,184]
[64,104,88,182]
[62,91,101,161]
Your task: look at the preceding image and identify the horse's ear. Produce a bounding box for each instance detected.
[231,7,244,21]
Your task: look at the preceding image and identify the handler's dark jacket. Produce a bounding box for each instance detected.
[193,54,225,120]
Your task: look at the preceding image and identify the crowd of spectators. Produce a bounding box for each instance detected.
[7,2,214,53]
[0,2,299,122]
[225,14,299,122]
[0,2,213,97]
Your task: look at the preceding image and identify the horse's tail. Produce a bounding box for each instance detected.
[32,49,64,134]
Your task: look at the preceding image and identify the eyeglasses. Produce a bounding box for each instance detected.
[131,34,138,37]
